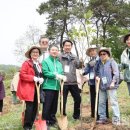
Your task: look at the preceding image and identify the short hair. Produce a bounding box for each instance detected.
[62,40,73,47]
[39,36,48,43]
[48,44,59,51]
[123,34,130,43]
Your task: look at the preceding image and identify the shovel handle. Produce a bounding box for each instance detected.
[94,78,100,123]
[35,82,40,104]
[60,80,64,116]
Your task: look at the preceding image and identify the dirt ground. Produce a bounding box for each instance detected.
[3,96,130,130]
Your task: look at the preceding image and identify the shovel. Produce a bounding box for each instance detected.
[94,78,100,124]
[34,82,47,130]
[57,80,68,130]
[21,100,25,126]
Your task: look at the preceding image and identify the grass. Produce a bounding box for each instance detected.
[0,80,130,130]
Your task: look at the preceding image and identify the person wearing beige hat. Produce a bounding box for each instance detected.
[95,47,120,125]
[83,45,109,119]
[17,45,44,130]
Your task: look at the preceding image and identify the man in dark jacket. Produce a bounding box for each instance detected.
[59,40,81,120]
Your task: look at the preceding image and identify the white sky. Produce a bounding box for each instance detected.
[0,0,48,66]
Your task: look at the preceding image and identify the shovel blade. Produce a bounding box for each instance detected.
[34,119,47,130]
[57,116,68,130]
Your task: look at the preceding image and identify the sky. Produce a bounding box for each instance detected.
[0,0,48,66]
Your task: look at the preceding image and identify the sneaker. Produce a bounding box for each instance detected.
[96,119,108,124]
[112,121,120,126]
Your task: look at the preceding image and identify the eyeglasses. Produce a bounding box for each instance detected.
[31,51,39,54]
[100,53,107,56]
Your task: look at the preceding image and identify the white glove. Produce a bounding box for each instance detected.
[56,74,67,82]
[34,76,39,82]
[38,78,44,84]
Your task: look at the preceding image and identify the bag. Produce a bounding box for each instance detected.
[124,69,130,82]
[110,60,123,84]
[119,71,124,84]
[40,86,45,103]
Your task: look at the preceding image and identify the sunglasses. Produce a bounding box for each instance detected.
[100,53,107,56]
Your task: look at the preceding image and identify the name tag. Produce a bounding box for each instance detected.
[64,65,70,73]
[89,72,94,79]
[102,77,107,84]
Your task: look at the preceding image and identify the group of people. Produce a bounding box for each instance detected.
[16,37,82,130]
[1,33,130,129]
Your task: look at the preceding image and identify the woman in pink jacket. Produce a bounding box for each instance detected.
[17,46,44,130]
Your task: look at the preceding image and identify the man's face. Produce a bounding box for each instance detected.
[63,42,72,53]
[39,38,49,50]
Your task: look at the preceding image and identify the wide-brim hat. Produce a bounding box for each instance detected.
[98,47,111,57]
[25,45,42,58]
[86,45,97,56]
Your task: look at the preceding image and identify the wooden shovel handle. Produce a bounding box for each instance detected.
[94,78,100,123]
[60,80,64,116]
[35,82,40,104]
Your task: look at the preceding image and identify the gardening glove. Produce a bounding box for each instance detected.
[56,74,67,82]
[34,76,39,83]
[38,77,44,84]
[95,76,100,81]
[109,81,115,89]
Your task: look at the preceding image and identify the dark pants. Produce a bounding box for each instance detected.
[42,90,59,124]
[0,100,3,112]
[63,84,81,119]
[90,85,109,119]
[24,90,38,129]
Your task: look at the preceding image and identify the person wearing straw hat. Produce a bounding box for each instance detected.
[95,47,120,125]
[17,45,44,130]
[83,45,109,119]
[121,33,130,95]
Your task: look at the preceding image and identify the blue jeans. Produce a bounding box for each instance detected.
[127,82,130,95]
[98,89,120,122]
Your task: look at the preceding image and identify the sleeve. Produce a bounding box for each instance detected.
[42,61,56,79]
[83,64,90,75]
[111,60,119,82]
[20,62,34,82]
[94,60,100,77]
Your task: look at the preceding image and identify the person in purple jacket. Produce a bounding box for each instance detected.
[0,72,5,115]
[95,47,120,125]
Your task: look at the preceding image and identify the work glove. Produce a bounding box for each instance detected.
[34,76,39,82]
[109,81,115,89]
[56,74,67,82]
[38,77,44,84]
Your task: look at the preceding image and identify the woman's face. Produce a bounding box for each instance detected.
[99,51,109,61]
[126,36,130,48]
[49,46,59,58]
[30,48,40,60]
[89,49,97,57]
